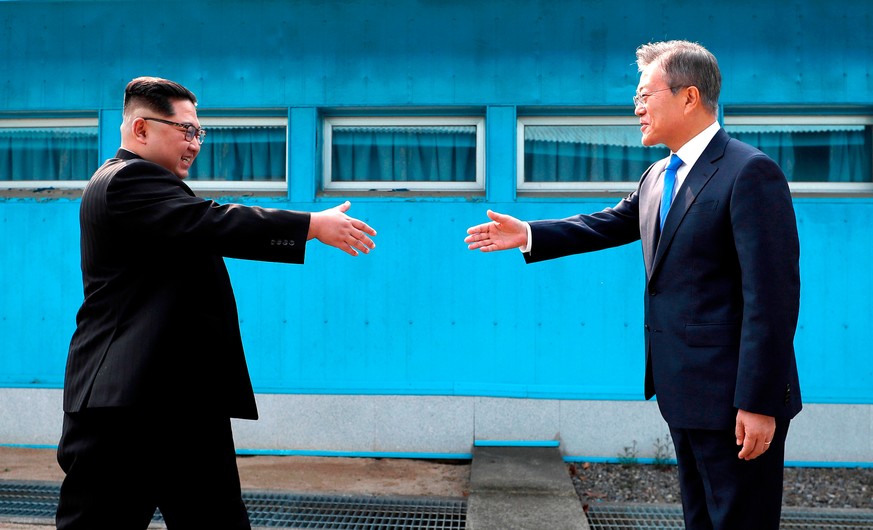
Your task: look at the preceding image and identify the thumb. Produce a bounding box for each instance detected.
[486,209,504,223]
[735,417,745,446]
[336,200,351,213]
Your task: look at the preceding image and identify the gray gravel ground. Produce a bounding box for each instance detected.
[570,462,873,510]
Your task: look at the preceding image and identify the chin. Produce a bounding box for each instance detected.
[640,135,660,148]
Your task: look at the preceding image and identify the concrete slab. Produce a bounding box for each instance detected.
[470,446,571,494]
[467,445,588,530]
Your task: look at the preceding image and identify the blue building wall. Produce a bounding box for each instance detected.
[1,0,872,409]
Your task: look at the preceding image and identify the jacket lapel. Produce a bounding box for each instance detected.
[641,159,667,278]
[650,129,729,276]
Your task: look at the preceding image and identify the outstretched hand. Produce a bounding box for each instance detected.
[308,201,377,256]
[465,209,528,252]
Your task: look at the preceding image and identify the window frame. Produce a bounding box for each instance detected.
[722,114,873,194]
[184,116,289,193]
[0,117,99,189]
[516,115,659,194]
[322,115,485,193]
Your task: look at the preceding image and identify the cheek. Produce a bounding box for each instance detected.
[650,109,677,133]
[646,114,663,135]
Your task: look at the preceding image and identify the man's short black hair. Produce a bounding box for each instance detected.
[123,76,197,117]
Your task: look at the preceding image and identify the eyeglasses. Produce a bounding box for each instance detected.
[141,117,207,144]
[633,86,686,108]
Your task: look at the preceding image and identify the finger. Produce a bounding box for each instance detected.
[737,440,751,460]
[335,200,351,213]
[349,227,376,247]
[466,236,492,250]
[352,242,370,255]
[354,233,376,251]
[352,219,377,236]
[467,239,497,252]
[738,434,767,460]
[342,241,359,257]
[466,223,490,235]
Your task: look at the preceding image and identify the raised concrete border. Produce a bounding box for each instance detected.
[2,388,871,465]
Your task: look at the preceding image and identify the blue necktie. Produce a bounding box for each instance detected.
[659,154,683,230]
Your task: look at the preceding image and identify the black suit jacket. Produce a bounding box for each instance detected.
[525,129,802,429]
[64,149,310,420]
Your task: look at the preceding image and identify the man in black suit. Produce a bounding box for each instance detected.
[465,41,801,530]
[56,77,377,529]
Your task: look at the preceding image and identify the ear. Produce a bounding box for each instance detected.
[683,86,702,114]
[131,117,149,145]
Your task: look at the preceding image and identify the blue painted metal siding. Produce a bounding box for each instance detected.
[2,0,872,110]
[1,0,872,404]
[3,198,871,403]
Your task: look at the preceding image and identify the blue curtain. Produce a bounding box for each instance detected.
[0,127,97,181]
[524,141,660,182]
[524,125,872,184]
[187,126,286,181]
[523,125,663,183]
[331,127,476,182]
[729,127,871,183]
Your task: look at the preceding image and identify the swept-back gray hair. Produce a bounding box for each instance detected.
[636,40,721,114]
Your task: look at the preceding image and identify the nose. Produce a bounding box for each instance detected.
[634,104,646,117]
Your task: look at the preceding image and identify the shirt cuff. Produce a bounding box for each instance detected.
[519,222,532,253]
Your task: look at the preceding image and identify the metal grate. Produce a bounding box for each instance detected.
[586,503,873,530]
[0,482,58,518]
[6,482,873,530]
[0,482,466,529]
[241,493,465,529]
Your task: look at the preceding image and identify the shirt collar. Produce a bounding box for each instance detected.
[673,121,720,170]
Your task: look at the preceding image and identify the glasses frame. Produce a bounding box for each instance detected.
[141,117,207,144]
[633,86,687,108]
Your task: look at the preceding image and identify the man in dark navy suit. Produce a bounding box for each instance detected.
[57,77,377,529]
[466,41,801,530]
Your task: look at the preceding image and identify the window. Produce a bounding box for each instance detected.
[185,117,287,191]
[723,115,873,193]
[518,116,665,192]
[0,118,98,185]
[323,116,484,192]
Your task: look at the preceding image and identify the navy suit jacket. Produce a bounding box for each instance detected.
[64,149,310,420]
[525,129,802,429]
